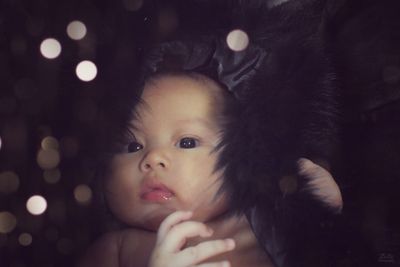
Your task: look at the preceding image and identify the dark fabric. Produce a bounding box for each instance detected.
[132,0,400,266]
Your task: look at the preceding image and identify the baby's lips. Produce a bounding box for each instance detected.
[139,178,175,202]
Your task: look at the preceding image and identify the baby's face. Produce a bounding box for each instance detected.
[105,75,228,230]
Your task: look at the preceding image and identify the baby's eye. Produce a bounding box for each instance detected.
[127,141,143,153]
[178,137,198,149]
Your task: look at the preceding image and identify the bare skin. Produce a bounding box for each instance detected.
[79,212,273,267]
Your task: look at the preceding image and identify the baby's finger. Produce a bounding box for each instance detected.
[197,261,231,267]
[179,239,235,266]
[157,210,193,245]
[161,221,213,252]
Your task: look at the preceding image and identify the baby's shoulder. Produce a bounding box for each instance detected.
[78,231,122,267]
[79,228,156,267]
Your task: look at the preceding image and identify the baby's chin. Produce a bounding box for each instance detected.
[129,209,175,232]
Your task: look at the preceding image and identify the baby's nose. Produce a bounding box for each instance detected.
[139,149,169,171]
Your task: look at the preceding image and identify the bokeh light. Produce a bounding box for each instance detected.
[122,0,143,11]
[226,29,249,52]
[40,38,62,59]
[41,136,59,151]
[66,21,87,40]
[0,212,17,234]
[73,184,92,205]
[36,148,60,170]
[0,136,2,150]
[75,60,97,82]
[26,195,47,215]
[18,233,33,246]
[43,169,61,184]
[0,171,20,194]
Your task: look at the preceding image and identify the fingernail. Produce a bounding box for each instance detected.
[221,261,230,267]
[184,211,193,216]
[225,239,235,249]
[207,227,214,235]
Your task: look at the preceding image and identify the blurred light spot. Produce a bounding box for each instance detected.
[40,38,61,59]
[0,212,17,233]
[123,0,143,11]
[74,184,92,205]
[76,60,97,82]
[14,78,36,100]
[0,171,20,194]
[57,238,74,254]
[43,169,61,184]
[382,65,400,84]
[41,136,59,151]
[26,195,47,215]
[18,233,32,246]
[66,21,87,40]
[36,148,60,170]
[0,136,2,150]
[60,136,79,158]
[45,227,59,242]
[279,175,298,195]
[226,29,249,52]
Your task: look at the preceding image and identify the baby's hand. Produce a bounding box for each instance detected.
[148,211,235,267]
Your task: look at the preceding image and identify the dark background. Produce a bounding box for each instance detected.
[1,0,400,266]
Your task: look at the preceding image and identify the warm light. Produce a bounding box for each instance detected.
[41,136,59,150]
[26,195,47,215]
[18,233,33,246]
[36,148,60,170]
[0,136,2,150]
[74,184,92,205]
[66,21,87,40]
[0,212,17,234]
[40,38,62,59]
[0,171,20,194]
[76,60,97,82]
[226,29,249,52]
[43,169,61,184]
[123,0,144,11]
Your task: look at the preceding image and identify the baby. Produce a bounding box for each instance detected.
[79,70,342,267]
